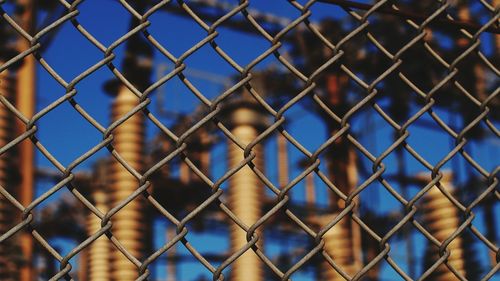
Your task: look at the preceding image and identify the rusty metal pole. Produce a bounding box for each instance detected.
[0,67,19,281]
[109,86,146,281]
[422,172,467,281]
[225,100,267,281]
[15,1,36,280]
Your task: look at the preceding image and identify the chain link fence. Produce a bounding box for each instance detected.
[0,0,499,280]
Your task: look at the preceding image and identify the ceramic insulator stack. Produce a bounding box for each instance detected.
[109,87,146,281]
[423,173,466,281]
[86,188,111,281]
[226,104,266,281]
[318,213,359,281]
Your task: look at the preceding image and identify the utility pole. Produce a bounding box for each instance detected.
[15,1,36,280]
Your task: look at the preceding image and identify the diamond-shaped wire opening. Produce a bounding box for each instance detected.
[73,0,137,47]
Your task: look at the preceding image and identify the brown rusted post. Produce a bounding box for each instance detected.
[0,66,19,281]
[422,172,467,281]
[109,86,146,281]
[15,1,36,280]
[224,98,267,281]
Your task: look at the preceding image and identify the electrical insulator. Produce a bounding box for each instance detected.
[225,101,267,281]
[109,86,146,281]
[422,173,467,281]
[318,213,359,281]
[86,186,111,281]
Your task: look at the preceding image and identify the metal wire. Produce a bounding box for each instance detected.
[0,0,498,280]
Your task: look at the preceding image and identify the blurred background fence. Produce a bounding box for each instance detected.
[0,0,499,280]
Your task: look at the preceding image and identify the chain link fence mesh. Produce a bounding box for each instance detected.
[0,0,499,280]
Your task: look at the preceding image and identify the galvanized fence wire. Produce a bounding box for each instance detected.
[0,0,498,280]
